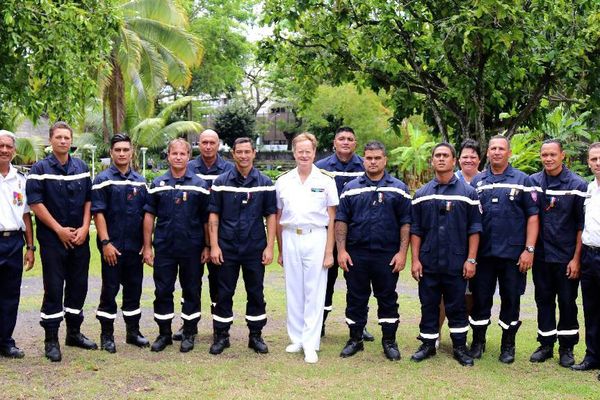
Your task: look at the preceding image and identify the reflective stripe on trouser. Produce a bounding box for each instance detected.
[39,243,90,330]
[96,252,144,324]
[153,251,203,334]
[581,246,600,364]
[282,227,328,352]
[470,256,525,332]
[212,255,267,332]
[0,235,24,347]
[344,249,399,338]
[418,270,469,346]
[532,260,580,346]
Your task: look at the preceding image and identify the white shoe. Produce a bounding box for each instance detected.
[286,343,303,353]
[304,348,318,364]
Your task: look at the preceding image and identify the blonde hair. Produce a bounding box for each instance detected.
[167,138,191,155]
[292,132,317,151]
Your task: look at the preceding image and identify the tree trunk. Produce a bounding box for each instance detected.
[108,56,125,135]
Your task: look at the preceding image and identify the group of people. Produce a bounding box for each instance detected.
[1,123,600,376]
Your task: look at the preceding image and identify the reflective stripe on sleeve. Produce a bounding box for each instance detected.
[92,180,147,190]
[28,172,90,181]
[211,185,275,193]
[412,194,480,206]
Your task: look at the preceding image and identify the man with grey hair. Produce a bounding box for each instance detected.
[171,129,235,341]
[0,130,35,358]
[335,141,411,361]
[143,138,211,353]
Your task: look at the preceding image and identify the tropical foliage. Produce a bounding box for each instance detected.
[389,122,436,188]
[214,101,257,146]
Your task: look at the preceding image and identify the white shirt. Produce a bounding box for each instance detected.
[275,165,339,228]
[583,178,600,247]
[0,164,29,231]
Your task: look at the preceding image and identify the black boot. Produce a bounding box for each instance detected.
[411,340,436,362]
[44,328,62,362]
[468,326,487,359]
[248,331,269,354]
[151,325,173,352]
[558,346,575,368]
[499,324,520,364]
[100,322,116,353]
[172,325,184,341]
[65,327,98,350]
[209,330,230,355]
[529,345,553,363]
[125,322,150,348]
[180,331,196,353]
[453,345,474,366]
[340,329,364,358]
[362,327,375,342]
[382,337,401,361]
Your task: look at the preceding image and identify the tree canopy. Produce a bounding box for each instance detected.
[0,0,118,127]
[260,0,600,146]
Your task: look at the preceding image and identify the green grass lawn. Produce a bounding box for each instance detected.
[2,230,599,399]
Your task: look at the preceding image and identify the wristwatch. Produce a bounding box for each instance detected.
[466,258,477,265]
[525,245,535,254]
[101,239,111,247]
[26,244,36,252]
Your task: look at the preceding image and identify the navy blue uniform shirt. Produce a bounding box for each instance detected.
[144,169,210,254]
[529,165,587,263]
[411,176,482,275]
[208,167,277,257]
[188,154,234,187]
[471,165,538,260]
[26,154,92,246]
[336,171,412,252]
[315,153,364,195]
[91,165,147,253]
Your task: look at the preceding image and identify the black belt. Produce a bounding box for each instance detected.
[0,230,23,238]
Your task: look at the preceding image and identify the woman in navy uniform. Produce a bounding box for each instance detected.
[142,138,210,353]
[92,134,149,353]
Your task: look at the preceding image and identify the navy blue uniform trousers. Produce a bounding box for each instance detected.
[153,250,203,334]
[0,235,24,348]
[40,243,90,330]
[97,251,144,326]
[470,257,526,331]
[532,260,579,347]
[419,270,468,346]
[345,250,399,338]
[581,246,600,363]
[213,255,267,332]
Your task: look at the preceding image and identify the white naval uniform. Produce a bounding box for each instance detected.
[0,165,28,231]
[276,166,339,352]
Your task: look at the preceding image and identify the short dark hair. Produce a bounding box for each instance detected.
[432,142,456,158]
[488,134,510,150]
[110,133,132,149]
[364,140,387,156]
[541,138,563,151]
[459,139,480,158]
[49,121,73,138]
[589,142,600,154]
[335,126,355,137]
[232,137,255,151]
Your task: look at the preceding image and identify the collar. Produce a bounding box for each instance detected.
[109,164,132,179]
[1,164,18,181]
[329,153,362,166]
[543,164,570,184]
[359,170,392,185]
[195,154,227,172]
[433,174,458,188]
[233,167,258,185]
[166,167,194,182]
[484,164,515,180]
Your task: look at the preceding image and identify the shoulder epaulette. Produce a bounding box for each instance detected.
[319,169,335,179]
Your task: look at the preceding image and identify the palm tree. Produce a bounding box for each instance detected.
[101,0,203,139]
[389,122,436,189]
[14,136,46,165]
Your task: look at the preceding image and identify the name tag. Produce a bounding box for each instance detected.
[311,188,324,193]
[492,198,499,203]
